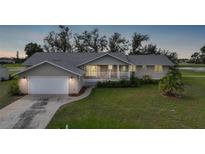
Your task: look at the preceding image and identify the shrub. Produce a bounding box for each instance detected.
[97,77,140,88]
[9,79,20,96]
[1,77,5,81]
[141,75,158,84]
[9,74,12,80]
[130,74,140,87]
[159,67,184,97]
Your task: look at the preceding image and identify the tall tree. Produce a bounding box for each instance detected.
[141,44,178,64]
[74,35,87,52]
[44,26,73,52]
[74,29,108,52]
[16,50,19,59]
[43,31,57,52]
[200,46,205,63]
[200,45,205,54]
[160,49,178,64]
[190,52,201,63]
[190,45,205,64]
[142,44,159,55]
[130,33,149,54]
[24,42,43,57]
[108,33,129,53]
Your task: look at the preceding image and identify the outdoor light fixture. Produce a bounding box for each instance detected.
[23,76,26,79]
[70,76,74,79]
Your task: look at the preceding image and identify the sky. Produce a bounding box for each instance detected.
[0,25,205,59]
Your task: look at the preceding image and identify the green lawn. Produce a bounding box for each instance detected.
[3,63,23,67]
[47,71,205,129]
[0,80,21,109]
[3,63,25,75]
[181,70,205,77]
[179,63,205,67]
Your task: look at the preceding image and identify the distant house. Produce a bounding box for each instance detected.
[0,65,9,80]
[17,52,174,95]
[0,57,15,64]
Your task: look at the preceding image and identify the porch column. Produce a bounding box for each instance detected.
[108,65,111,79]
[128,71,130,79]
[117,65,120,79]
[96,65,99,78]
[128,66,131,79]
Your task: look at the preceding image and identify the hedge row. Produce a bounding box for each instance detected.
[96,75,159,88]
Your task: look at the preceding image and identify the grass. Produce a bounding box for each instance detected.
[3,63,25,75]
[0,80,22,109]
[47,70,205,129]
[181,70,205,77]
[3,63,23,67]
[179,63,205,67]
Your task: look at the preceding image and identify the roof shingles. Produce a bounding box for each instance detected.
[23,52,174,75]
[127,55,174,66]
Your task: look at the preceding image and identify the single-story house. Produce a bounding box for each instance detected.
[0,65,9,80]
[17,52,174,95]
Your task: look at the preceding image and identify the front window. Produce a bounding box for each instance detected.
[85,65,97,76]
[154,65,163,73]
[129,65,136,72]
[121,66,127,72]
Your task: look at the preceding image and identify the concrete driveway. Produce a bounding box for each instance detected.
[0,87,93,129]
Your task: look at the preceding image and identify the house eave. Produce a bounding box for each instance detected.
[15,61,83,77]
[77,53,133,66]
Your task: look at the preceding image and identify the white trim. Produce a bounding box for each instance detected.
[107,53,134,65]
[77,53,133,66]
[15,61,82,76]
[117,64,120,79]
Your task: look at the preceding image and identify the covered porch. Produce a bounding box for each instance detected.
[84,65,131,80]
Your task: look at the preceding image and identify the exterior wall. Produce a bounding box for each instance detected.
[78,76,84,92]
[18,63,82,94]
[85,55,128,65]
[69,76,83,94]
[19,78,28,94]
[135,65,169,79]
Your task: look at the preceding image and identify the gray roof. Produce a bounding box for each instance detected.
[23,52,174,75]
[127,54,174,66]
[24,52,129,66]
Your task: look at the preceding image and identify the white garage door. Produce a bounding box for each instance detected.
[28,76,68,94]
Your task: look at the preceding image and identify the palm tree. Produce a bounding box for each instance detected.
[159,67,184,97]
